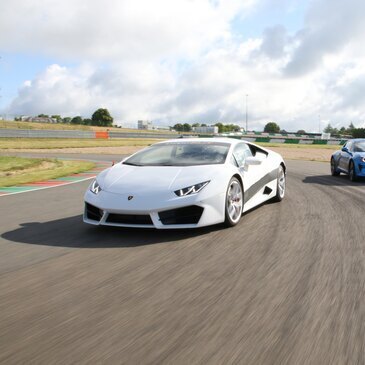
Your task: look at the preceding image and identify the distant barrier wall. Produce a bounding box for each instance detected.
[0,129,178,139]
[0,129,347,144]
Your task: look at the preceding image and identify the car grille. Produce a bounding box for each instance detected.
[106,213,153,225]
[158,205,204,225]
[85,203,103,222]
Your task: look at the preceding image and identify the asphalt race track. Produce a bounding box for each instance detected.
[1,159,365,364]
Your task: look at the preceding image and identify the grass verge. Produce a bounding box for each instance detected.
[0,120,177,134]
[0,156,95,187]
[0,138,161,149]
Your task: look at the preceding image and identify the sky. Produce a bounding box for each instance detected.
[1,0,365,132]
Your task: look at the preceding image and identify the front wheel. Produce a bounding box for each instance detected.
[273,165,286,202]
[331,158,340,176]
[349,161,357,181]
[224,177,243,227]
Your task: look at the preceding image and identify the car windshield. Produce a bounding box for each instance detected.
[123,142,230,166]
[353,141,365,152]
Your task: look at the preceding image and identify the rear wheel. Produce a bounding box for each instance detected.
[349,161,357,181]
[224,177,243,227]
[273,165,286,202]
[331,158,340,176]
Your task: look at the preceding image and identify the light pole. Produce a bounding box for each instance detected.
[245,94,248,133]
[318,114,321,134]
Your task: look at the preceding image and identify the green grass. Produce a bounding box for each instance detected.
[0,120,93,131]
[0,120,177,134]
[0,138,161,149]
[0,156,95,187]
[0,156,45,172]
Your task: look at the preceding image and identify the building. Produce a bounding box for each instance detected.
[192,126,218,134]
[138,120,153,130]
[23,116,57,123]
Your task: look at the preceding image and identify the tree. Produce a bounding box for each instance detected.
[173,123,183,132]
[183,123,192,132]
[38,114,49,118]
[347,122,355,135]
[51,115,62,123]
[192,123,200,127]
[324,123,338,134]
[352,128,365,138]
[215,123,224,133]
[297,129,306,134]
[70,116,83,125]
[91,108,113,127]
[83,118,93,125]
[62,117,71,124]
[264,122,280,133]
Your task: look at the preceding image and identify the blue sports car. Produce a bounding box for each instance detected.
[331,139,365,181]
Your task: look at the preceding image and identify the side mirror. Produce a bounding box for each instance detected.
[341,146,349,153]
[245,156,262,166]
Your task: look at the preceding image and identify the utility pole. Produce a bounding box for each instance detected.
[245,94,248,133]
[318,114,321,134]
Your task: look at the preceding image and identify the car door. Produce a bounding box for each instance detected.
[232,143,266,196]
[338,141,352,172]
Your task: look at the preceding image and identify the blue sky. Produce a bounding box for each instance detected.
[1,0,365,131]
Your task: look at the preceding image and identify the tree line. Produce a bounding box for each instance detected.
[16,108,114,127]
[173,122,241,133]
[264,121,365,138]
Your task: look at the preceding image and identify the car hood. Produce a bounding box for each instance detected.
[98,163,223,194]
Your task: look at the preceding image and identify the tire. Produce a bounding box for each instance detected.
[349,161,357,181]
[224,177,243,227]
[273,165,286,202]
[331,158,340,176]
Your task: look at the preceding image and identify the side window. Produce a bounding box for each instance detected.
[233,143,253,166]
[346,141,353,152]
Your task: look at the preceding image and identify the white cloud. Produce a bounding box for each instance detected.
[3,0,365,131]
[0,0,253,62]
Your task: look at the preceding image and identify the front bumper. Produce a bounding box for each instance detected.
[83,189,225,229]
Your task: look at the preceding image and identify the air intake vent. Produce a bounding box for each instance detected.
[159,205,204,225]
[263,186,273,195]
[106,213,153,225]
[85,203,103,221]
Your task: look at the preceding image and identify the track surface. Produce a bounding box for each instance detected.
[1,159,365,364]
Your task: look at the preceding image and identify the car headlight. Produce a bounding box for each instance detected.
[174,181,210,197]
[362,157,365,163]
[90,180,102,194]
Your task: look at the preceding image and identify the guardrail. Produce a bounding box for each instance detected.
[0,129,95,138]
[241,136,347,145]
[198,134,347,145]
[0,129,347,145]
[0,129,178,139]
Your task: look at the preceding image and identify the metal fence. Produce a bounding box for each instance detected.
[0,129,95,138]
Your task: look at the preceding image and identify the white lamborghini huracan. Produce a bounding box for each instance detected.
[84,138,286,229]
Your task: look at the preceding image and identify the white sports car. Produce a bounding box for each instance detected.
[84,138,286,229]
